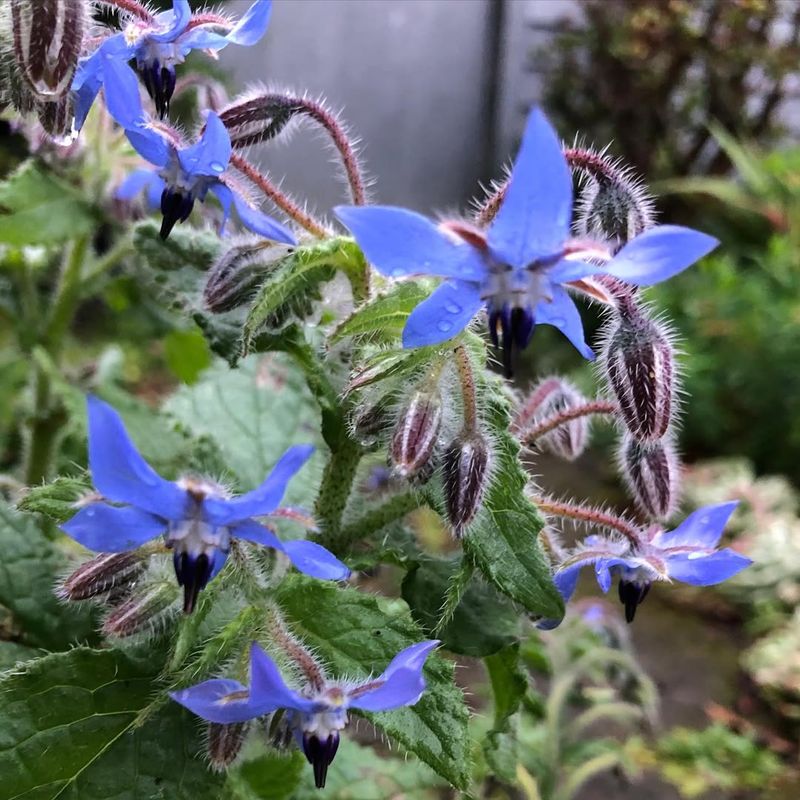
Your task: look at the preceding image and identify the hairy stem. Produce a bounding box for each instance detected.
[336,491,425,551]
[314,436,363,554]
[265,606,325,691]
[229,153,328,237]
[522,400,617,443]
[453,344,478,432]
[101,0,152,21]
[533,498,642,547]
[434,556,475,636]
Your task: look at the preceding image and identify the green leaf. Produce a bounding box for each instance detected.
[0,162,95,246]
[485,643,527,731]
[275,575,471,789]
[0,503,97,649]
[402,557,520,657]
[0,647,224,800]
[164,328,212,385]
[17,476,91,523]
[330,283,429,344]
[461,387,564,622]
[0,641,40,671]
[226,751,305,800]
[133,220,221,275]
[165,355,321,499]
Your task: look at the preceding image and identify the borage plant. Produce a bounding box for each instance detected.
[0,0,751,797]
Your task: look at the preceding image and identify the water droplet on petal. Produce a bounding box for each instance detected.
[445,302,461,314]
[209,161,225,174]
[437,320,453,333]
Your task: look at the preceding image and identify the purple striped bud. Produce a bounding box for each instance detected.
[533,380,590,462]
[390,390,442,480]
[601,299,676,442]
[204,240,293,313]
[442,431,492,537]
[207,722,249,771]
[10,0,86,101]
[102,581,178,638]
[56,551,145,602]
[621,434,679,521]
[220,94,302,149]
[35,95,72,138]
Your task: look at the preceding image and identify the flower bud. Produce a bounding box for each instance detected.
[533,380,590,462]
[35,95,73,138]
[203,240,294,313]
[207,722,248,771]
[102,581,178,638]
[601,300,676,442]
[621,434,679,521]
[390,390,442,479]
[220,94,301,148]
[11,0,86,101]
[56,551,145,602]
[442,431,492,537]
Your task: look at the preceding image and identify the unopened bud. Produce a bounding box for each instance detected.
[442,431,492,537]
[220,94,301,148]
[390,390,442,479]
[35,95,73,138]
[102,581,178,638]
[531,380,590,461]
[11,0,86,101]
[602,301,676,442]
[204,240,293,313]
[621,434,679,521]
[207,721,248,770]
[57,551,145,602]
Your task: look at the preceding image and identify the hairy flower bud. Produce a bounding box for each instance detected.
[207,722,248,770]
[102,581,178,638]
[390,390,442,479]
[601,299,676,442]
[621,434,679,521]
[56,551,145,602]
[442,431,492,537]
[35,95,73,138]
[203,240,294,313]
[220,94,302,148]
[533,380,590,461]
[10,0,86,101]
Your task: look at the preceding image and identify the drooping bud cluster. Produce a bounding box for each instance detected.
[219,93,303,149]
[442,430,492,537]
[620,434,679,521]
[102,580,180,639]
[57,551,145,602]
[206,722,249,771]
[390,389,442,481]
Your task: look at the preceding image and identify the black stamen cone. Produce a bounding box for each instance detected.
[173,551,213,614]
[139,59,176,118]
[488,305,535,379]
[160,188,195,239]
[302,732,340,789]
[618,579,651,623]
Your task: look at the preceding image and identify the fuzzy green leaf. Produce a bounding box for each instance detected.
[275,575,471,789]
[0,162,95,246]
[17,476,91,524]
[485,643,528,731]
[0,647,224,800]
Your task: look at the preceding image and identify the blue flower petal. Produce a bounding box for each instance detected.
[348,640,438,712]
[402,280,483,348]
[86,396,188,520]
[148,0,192,44]
[335,206,487,281]
[229,520,285,550]
[552,562,582,604]
[178,112,231,177]
[62,502,165,552]
[488,108,572,267]
[210,183,297,244]
[534,286,595,360]
[249,643,318,713]
[179,0,272,50]
[549,258,605,284]
[281,540,350,581]
[204,445,315,525]
[170,678,263,724]
[666,548,752,586]
[606,225,719,286]
[115,169,159,202]
[101,57,146,131]
[656,501,740,550]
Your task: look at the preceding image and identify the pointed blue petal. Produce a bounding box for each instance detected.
[204,445,315,525]
[148,1,192,43]
[229,519,285,550]
[488,108,572,267]
[169,678,263,723]
[348,641,438,712]
[225,0,272,45]
[402,280,483,348]
[101,57,146,130]
[666,549,752,586]
[249,643,318,713]
[535,286,595,360]
[549,258,605,284]
[552,563,582,603]
[335,206,487,281]
[217,183,296,244]
[607,226,719,286]
[656,501,740,550]
[178,112,231,177]
[61,502,165,552]
[281,540,350,581]
[115,168,158,202]
[86,396,187,520]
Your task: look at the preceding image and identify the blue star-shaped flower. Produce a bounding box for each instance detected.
[61,397,349,613]
[72,0,272,126]
[104,56,294,242]
[551,502,751,622]
[170,639,438,788]
[335,108,718,376]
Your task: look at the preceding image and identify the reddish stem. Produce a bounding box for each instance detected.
[511,378,562,434]
[103,0,153,21]
[453,345,478,432]
[229,153,328,238]
[534,497,642,546]
[523,400,617,444]
[185,13,232,30]
[266,611,325,692]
